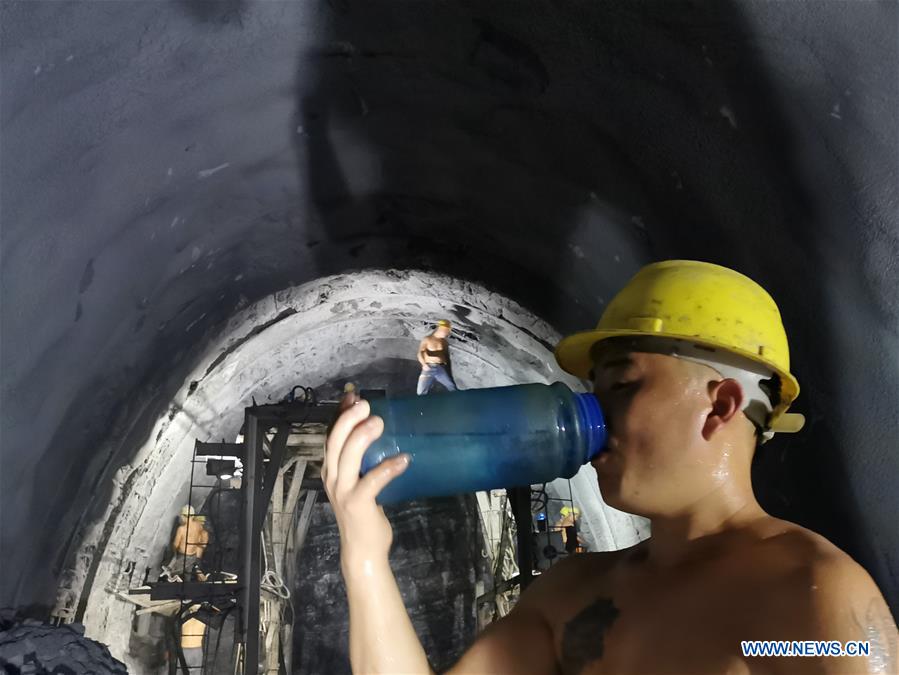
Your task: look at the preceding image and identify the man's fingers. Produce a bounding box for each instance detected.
[325,398,370,492]
[355,454,411,503]
[329,389,359,430]
[336,414,384,496]
[338,388,358,414]
[323,390,359,484]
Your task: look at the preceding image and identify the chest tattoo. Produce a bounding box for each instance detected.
[560,597,621,675]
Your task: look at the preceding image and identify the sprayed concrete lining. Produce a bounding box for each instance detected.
[63,269,647,668]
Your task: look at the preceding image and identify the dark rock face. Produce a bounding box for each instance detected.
[293,496,487,674]
[0,615,128,674]
[283,362,484,671]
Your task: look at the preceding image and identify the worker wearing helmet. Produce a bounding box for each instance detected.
[416,319,457,395]
[324,261,897,674]
[161,505,209,583]
[557,505,584,550]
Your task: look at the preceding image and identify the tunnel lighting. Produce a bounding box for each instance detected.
[205,458,237,479]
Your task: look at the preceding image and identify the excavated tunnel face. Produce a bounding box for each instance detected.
[1,0,897,650]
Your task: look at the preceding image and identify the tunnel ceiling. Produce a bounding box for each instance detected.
[1,0,897,617]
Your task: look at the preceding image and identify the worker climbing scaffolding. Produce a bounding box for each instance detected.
[160,506,210,583]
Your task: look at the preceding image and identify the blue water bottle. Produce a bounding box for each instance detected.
[359,382,606,504]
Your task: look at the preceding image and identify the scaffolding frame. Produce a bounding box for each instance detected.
[236,399,336,674]
[107,391,583,673]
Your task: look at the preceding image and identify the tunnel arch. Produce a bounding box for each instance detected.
[1,0,896,651]
[64,269,646,663]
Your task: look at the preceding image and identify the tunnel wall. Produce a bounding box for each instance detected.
[1,0,897,619]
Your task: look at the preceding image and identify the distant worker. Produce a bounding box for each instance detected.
[161,505,210,582]
[179,606,206,673]
[556,505,585,551]
[416,319,457,395]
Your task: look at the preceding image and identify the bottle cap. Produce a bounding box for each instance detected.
[575,393,607,461]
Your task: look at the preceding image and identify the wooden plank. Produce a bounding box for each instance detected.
[271,470,284,578]
[264,598,281,674]
[276,460,306,573]
[294,490,317,555]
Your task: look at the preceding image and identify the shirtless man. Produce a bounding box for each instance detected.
[324,261,897,674]
[162,506,210,582]
[179,606,206,673]
[416,319,457,395]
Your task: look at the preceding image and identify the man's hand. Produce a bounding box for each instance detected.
[323,390,433,675]
[323,390,411,568]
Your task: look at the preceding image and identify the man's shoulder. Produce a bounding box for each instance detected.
[741,517,897,668]
[752,518,867,581]
[739,518,883,624]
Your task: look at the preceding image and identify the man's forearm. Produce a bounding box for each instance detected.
[343,556,435,675]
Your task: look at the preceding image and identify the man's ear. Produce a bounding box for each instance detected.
[702,378,744,440]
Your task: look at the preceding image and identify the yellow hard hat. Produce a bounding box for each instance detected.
[180,505,205,521]
[555,260,803,434]
[436,319,451,327]
[560,506,580,517]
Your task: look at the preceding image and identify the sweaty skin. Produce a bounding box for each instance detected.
[181,612,206,649]
[173,517,209,558]
[418,326,451,368]
[324,344,898,675]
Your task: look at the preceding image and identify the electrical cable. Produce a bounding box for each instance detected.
[260,533,291,600]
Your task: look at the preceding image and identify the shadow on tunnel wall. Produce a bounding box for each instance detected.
[294,3,657,335]
[178,0,246,26]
